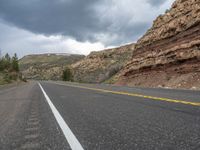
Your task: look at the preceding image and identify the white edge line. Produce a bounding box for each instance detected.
[38,82,84,150]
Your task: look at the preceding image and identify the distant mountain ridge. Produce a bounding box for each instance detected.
[19,53,84,80]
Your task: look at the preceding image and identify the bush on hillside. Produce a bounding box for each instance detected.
[62,66,73,81]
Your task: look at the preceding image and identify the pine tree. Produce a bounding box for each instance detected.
[3,53,11,70]
[0,58,3,71]
[5,53,11,62]
[12,53,19,72]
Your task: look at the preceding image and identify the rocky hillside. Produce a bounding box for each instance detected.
[19,53,84,80]
[71,44,135,83]
[115,0,200,89]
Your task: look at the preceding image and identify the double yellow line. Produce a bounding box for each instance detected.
[56,82,200,107]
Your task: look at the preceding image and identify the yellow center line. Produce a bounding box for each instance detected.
[55,82,200,107]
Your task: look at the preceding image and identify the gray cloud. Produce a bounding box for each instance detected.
[0,20,105,58]
[147,0,166,6]
[0,0,103,41]
[0,0,175,48]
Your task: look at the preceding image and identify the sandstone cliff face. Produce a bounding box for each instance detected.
[71,44,135,83]
[116,0,200,89]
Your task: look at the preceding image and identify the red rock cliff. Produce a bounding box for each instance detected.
[116,0,200,89]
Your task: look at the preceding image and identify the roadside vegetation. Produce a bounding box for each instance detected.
[62,66,73,81]
[0,53,23,84]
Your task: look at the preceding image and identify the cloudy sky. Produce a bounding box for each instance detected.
[0,0,174,58]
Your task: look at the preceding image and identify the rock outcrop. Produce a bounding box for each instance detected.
[116,0,200,89]
[71,44,135,83]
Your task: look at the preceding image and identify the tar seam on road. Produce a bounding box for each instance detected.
[38,83,84,150]
[55,82,200,107]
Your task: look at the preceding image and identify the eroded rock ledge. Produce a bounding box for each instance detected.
[116,0,200,89]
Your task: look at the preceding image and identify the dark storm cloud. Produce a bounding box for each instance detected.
[0,0,105,41]
[0,0,174,46]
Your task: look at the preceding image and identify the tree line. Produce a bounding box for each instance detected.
[0,53,21,83]
[0,53,19,72]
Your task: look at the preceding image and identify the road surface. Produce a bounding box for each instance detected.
[0,81,200,150]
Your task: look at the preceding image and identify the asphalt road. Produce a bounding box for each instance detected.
[0,81,200,150]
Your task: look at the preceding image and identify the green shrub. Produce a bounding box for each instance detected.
[3,73,12,83]
[62,66,73,81]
